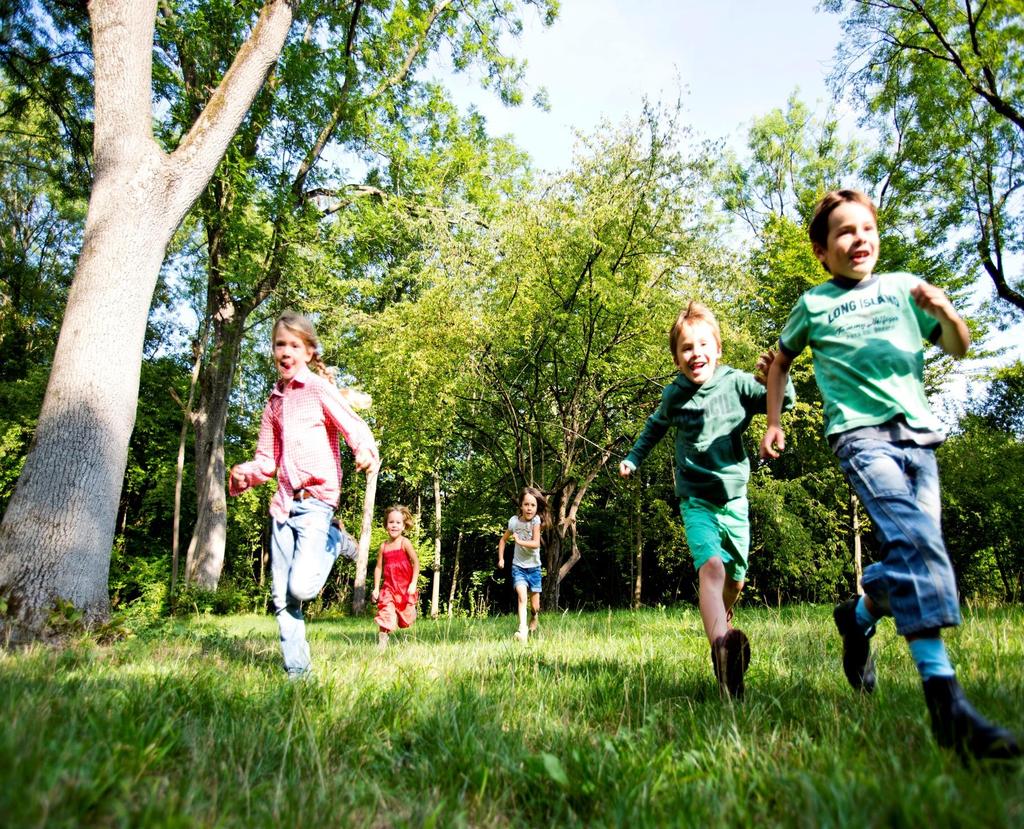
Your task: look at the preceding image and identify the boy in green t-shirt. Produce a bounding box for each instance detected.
[760,189,1019,762]
[620,301,794,699]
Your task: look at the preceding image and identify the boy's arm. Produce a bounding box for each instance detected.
[742,351,795,412]
[229,404,278,496]
[911,282,970,358]
[620,395,672,477]
[321,383,381,472]
[759,350,794,459]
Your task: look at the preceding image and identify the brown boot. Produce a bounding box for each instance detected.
[711,628,751,700]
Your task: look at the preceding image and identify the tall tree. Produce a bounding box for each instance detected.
[0,0,297,637]
[163,0,555,588]
[826,0,1024,316]
[716,92,861,235]
[464,106,722,608]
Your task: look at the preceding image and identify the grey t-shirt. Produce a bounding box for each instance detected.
[508,514,541,568]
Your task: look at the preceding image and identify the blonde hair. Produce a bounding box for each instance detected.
[668,301,721,356]
[273,310,335,383]
[384,505,415,532]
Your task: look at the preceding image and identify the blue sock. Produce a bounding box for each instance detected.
[908,637,956,680]
[854,595,879,636]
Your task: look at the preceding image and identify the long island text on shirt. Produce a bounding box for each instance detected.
[779,272,942,438]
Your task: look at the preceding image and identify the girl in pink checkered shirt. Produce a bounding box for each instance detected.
[230,311,379,679]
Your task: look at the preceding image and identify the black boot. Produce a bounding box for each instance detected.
[711,628,750,700]
[922,676,1020,762]
[833,597,876,693]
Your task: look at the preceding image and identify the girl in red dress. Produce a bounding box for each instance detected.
[372,505,420,649]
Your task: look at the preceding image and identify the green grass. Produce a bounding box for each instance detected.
[1,605,1022,827]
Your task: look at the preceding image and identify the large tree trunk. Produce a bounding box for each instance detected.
[171,323,209,594]
[185,315,245,588]
[430,472,442,618]
[632,483,642,609]
[447,529,462,617]
[0,0,295,638]
[850,489,863,595]
[352,467,378,614]
[542,465,614,610]
[0,179,175,633]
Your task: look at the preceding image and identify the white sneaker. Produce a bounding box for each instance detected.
[513,627,528,642]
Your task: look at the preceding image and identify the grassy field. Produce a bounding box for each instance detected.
[1,605,1022,828]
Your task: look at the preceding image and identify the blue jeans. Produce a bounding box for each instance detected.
[270,497,355,676]
[836,438,960,636]
[511,564,542,593]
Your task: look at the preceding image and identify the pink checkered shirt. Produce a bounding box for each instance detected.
[229,365,378,521]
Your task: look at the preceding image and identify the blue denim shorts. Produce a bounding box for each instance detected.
[836,437,960,635]
[511,564,542,593]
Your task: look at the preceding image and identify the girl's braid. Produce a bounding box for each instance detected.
[310,353,336,385]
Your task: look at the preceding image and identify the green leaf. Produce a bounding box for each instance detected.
[541,752,568,787]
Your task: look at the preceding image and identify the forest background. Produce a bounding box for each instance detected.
[2,0,1024,636]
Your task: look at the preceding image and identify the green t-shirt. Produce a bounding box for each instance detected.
[625,365,795,505]
[778,272,942,438]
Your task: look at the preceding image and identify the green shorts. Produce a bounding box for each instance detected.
[679,495,750,582]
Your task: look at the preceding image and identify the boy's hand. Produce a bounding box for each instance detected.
[497,556,504,569]
[618,460,634,478]
[408,587,417,599]
[371,588,380,602]
[911,281,956,323]
[760,425,786,459]
[754,350,776,387]
[229,465,247,491]
[354,447,378,473]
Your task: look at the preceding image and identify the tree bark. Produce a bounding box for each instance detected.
[851,490,863,595]
[184,314,245,588]
[447,529,462,617]
[0,0,295,637]
[171,323,209,595]
[430,472,442,618]
[541,485,581,610]
[539,443,615,609]
[632,481,642,609]
[351,466,378,614]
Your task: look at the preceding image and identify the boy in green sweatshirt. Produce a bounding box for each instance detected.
[620,301,794,698]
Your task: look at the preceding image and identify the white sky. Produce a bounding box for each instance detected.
[431,1,1024,409]
[433,1,1023,404]
[437,0,848,171]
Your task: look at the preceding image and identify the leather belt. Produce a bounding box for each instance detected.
[294,489,317,501]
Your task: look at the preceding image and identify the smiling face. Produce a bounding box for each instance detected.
[673,319,721,384]
[813,200,880,281]
[273,323,315,383]
[385,509,406,540]
[519,492,538,521]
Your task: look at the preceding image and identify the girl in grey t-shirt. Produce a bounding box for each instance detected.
[497,486,550,641]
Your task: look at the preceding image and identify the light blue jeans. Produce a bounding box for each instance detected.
[836,438,960,636]
[270,497,358,676]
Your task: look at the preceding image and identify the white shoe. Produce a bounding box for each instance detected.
[513,627,528,642]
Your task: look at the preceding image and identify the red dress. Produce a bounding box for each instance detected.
[375,542,417,632]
